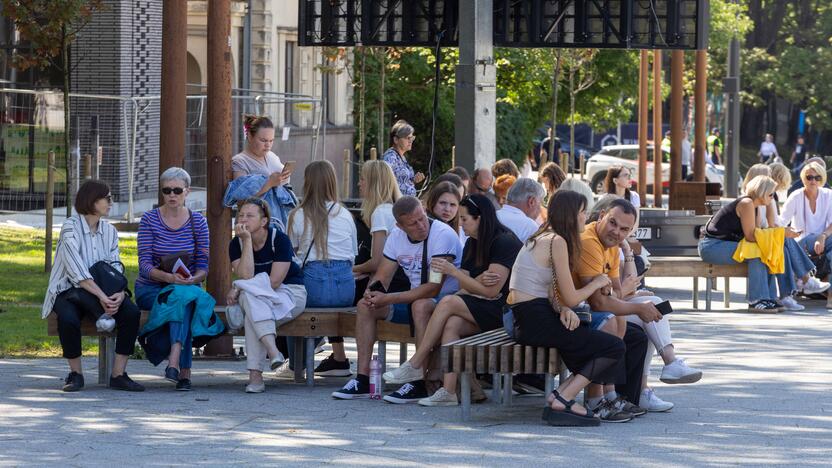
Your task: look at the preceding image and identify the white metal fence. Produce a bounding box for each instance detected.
[0,87,323,218]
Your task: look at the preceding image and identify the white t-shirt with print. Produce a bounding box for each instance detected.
[370,203,396,234]
[383,220,462,296]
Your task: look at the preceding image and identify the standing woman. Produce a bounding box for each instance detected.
[508,190,621,426]
[538,162,567,200]
[383,120,425,196]
[288,161,358,369]
[382,194,524,406]
[604,165,640,210]
[231,114,295,226]
[226,198,307,393]
[136,167,209,390]
[43,180,144,392]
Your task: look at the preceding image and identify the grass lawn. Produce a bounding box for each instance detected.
[0,226,138,357]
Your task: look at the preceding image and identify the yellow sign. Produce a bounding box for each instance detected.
[293,103,313,111]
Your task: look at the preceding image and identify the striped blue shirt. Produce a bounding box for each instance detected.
[136,208,210,287]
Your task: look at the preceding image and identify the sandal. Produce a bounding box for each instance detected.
[541,390,600,427]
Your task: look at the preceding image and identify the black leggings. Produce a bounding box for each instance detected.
[512,298,625,384]
[54,288,140,359]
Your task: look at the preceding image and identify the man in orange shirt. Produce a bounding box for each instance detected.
[574,199,660,422]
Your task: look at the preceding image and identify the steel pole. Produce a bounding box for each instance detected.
[205,0,234,357]
[725,37,741,198]
[652,50,663,208]
[670,50,684,193]
[694,50,707,182]
[159,0,187,206]
[638,51,648,207]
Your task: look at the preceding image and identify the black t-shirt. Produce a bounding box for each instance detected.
[461,230,523,297]
[228,228,304,285]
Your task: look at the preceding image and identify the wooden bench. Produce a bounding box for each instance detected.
[46,306,415,387]
[441,328,563,421]
[647,256,748,310]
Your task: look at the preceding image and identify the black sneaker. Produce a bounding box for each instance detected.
[175,378,192,391]
[314,353,352,377]
[332,378,370,399]
[589,398,634,423]
[62,371,84,392]
[383,380,428,404]
[110,373,145,392]
[165,366,180,383]
[613,396,647,417]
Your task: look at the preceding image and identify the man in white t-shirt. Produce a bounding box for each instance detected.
[496,178,544,243]
[332,196,462,403]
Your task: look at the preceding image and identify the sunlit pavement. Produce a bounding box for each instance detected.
[2,276,831,466]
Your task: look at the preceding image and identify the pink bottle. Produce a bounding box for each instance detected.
[369,355,382,399]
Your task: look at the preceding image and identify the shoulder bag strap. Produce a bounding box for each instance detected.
[301,203,336,268]
[420,219,434,285]
[548,235,561,312]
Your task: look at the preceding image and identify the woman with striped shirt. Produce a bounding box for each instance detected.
[136,167,210,390]
[43,180,144,392]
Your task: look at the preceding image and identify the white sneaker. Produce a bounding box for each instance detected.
[780,296,805,311]
[382,361,424,384]
[640,388,674,412]
[274,361,294,379]
[245,382,265,393]
[418,387,458,407]
[802,276,831,295]
[269,351,286,370]
[660,358,703,384]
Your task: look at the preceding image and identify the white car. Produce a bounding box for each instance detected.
[585,144,726,194]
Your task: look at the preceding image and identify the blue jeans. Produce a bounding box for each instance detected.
[799,233,832,275]
[698,237,776,303]
[777,238,816,297]
[288,260,355,369]
[136,283,194,369]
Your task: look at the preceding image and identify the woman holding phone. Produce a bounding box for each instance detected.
[232,115,294,188]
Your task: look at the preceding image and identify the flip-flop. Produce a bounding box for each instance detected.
[542,390,600,427]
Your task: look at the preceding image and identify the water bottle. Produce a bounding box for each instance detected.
[369,355,382,400]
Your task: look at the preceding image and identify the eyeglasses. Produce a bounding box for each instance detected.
[806,175,823,182]
[161,187,185,195]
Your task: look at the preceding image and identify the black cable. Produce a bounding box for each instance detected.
[418,28,445,196]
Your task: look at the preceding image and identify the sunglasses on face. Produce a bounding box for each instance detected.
[806,175,823,182]
[161,187,185,195]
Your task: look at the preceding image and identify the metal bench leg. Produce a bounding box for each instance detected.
[98,336,115,386]
[724,277,731,308]
[502,374,513,406]
[460,372,472,421]
[378,341,387,375]
[399,342,407,364]
[544,373,555,395]
[305,337,315,387]
[692,277,699,310]
[705,277,712,311]
[492,373,502,403]
[292,338,304,383]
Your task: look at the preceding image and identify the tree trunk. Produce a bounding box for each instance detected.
[62,34,72,217]
[547,50,562,165]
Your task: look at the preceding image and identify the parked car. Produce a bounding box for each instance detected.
[585,144,727,194]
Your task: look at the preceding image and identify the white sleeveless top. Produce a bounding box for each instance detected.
[509,242,552,298]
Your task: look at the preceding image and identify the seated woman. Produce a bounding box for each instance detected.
[287,160,358,370]
[493,174,517,206]
[425,181,463,244]
[431,172,466,198]
[778,161,832,308]
[228,114,296,228]
[492,158,520,179]
[136,167,210,390]
[43,180,144,392]
[226,198,307,393]
[382,194,524,406]
[510,190,621,426]
[700,175,807,312]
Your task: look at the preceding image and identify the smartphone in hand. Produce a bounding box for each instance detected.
[655,300,673,315]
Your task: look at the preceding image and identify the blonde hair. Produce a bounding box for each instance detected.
[745,175,776,201]
[360,160,401,226]
[288,160,340,260]
[801,161,827,186]
[742,164,771,194]
[768,162,792,192]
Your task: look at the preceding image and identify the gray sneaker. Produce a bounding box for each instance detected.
[588,398,634,423]
[613,396,647,417]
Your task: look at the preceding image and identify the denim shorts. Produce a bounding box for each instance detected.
[590,312,615,330]
[386,297,441,324]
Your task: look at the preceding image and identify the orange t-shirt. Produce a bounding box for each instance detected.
[573,221,620,286]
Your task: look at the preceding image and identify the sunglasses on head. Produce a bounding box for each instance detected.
[161,187,185,195]
[806,175,823,182]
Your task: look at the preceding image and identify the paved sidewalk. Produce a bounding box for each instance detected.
[1,280,831,466]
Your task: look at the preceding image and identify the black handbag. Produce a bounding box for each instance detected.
[89,260,130,297]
